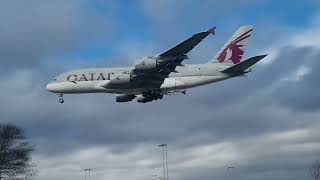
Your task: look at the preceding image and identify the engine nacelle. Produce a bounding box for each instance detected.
[104,74,132,88]
[116,94,136,102]
[135,58,158,71]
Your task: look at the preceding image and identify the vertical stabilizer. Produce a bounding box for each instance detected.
[210,25,253,64]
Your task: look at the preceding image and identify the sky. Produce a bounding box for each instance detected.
[1,0,320,180]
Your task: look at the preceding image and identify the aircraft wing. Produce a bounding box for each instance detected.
[159,27,216,58]
[132,27,215,88]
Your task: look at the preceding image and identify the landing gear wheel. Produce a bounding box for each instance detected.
[58,94,64,103]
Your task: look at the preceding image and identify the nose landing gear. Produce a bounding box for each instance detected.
[58,94,64,103]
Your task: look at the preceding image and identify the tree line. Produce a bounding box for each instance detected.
[0,124,34,180]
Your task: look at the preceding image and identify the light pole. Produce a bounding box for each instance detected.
[158,144,169,180]
[83,168,92,180]
[165,145,169,180]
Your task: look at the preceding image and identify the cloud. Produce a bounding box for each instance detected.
[0,0,113,72]
[31,127,320,180]
[3,44,317,180]
[1,1,320,180]
[138,0,263,58]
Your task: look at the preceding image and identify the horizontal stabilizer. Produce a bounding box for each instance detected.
[221,55,267,73]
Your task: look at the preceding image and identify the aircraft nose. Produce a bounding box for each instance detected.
[46,83,54,92]
[46,83,61,93]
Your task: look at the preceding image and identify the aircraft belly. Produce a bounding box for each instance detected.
[48,76,229,94]
[160,78,185,91]
[47,82,77,93]
[49,81,101,93]
[160,76,229,91]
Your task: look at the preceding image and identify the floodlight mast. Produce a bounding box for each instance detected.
[158,144,169,180]
[83,168,92,180]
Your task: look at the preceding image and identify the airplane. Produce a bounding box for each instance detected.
[46,25,267,103]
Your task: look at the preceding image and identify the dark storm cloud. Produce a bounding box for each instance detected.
[173,47,320,145]
[179,46,308,112]
[272,48,320,111]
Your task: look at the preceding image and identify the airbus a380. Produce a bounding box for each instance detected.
[46,25,266,103]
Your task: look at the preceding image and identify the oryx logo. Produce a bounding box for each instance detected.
[218,29,253,64]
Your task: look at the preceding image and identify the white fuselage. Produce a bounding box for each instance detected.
[46,62,234,95]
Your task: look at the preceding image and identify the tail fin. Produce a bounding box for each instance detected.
[211,25,253,64]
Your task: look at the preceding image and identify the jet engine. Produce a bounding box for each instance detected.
[135,58,159,71]
[116,94,136,102]
[104,74,133,88]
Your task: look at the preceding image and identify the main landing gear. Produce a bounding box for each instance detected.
[58,94,64,103]
[142,90,164,100]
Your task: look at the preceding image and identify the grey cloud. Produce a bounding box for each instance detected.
[1,46,318,158]
[0,1,319,179]
[272,49,320,111]
[137,0,299,65]
[3,44,319,180]
[29,125,318,180]
[186,46,315,108]
[0,0,113,72]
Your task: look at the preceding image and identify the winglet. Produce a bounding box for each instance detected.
[208,26,216,35]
